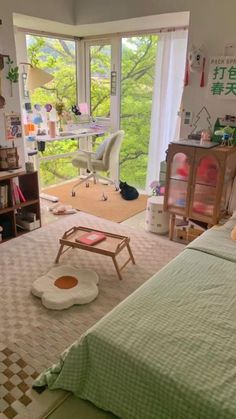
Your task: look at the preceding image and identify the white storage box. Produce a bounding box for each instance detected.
[16,217,40,231]
[145,196,169,234]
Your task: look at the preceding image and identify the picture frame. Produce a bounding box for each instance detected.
[4,112,22,140]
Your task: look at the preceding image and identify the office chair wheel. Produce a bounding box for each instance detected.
[71,191,76,197]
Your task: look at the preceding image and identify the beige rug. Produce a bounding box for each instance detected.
[42,181,148,222]
[0,212,184,419]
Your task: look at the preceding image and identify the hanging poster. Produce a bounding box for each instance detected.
[4,113,22,140]
[207,56,236,99]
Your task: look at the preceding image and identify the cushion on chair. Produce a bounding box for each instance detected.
[95,137,111,160]
[72,153,106,171]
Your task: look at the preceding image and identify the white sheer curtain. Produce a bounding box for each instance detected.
[146,29,188,192]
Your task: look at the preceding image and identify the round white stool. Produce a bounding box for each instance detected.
[145,196,169,234]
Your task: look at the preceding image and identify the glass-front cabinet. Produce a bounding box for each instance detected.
[164,143,236,237]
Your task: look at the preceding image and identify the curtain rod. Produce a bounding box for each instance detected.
[84,26,188,41]
[15,25,188,42]
[15,27,79,41]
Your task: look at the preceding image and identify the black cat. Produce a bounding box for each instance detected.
[119,181,139,200]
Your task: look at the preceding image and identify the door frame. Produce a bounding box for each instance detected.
[78,37,121,132]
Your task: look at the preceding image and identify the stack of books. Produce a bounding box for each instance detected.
[0,184,8,209]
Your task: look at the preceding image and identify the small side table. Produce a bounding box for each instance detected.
[55,226,135,280]
[145,196,169,234]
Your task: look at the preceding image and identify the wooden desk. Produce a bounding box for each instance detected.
[27,126,108,189]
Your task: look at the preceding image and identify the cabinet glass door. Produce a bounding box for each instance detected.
[190,156,219,218]
[167,152,190,215]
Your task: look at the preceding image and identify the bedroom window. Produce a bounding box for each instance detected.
[120,35,158,189]
[24,29,187,191]
[26,34,77,187]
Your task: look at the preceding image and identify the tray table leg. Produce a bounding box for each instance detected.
[112,256,123,281]
[55,244,64,264]
[126,242,135,264]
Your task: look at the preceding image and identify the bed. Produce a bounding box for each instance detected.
[34,218,236,419]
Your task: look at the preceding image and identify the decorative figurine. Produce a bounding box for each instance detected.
[215,126,234,146]
[185,45,206,87]
[72,105,81,116]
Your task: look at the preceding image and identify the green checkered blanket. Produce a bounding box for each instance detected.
[187,220,236,262]
[34,246,236,419]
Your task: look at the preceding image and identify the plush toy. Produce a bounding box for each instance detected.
[197,156,218,185]
[231,226,236,240]
[215,126,234,146]
[72,105,81,116]
[176,155,189,179]
[185,45,206,87]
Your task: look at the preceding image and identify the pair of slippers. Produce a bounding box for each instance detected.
[50,203,77,215]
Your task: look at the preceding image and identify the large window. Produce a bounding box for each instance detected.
[26,35,77,187]
[25,32,184,191]
[88,43,111,118]
[120,35,158,189]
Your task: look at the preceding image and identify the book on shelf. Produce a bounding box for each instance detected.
[76,231,106,246]
[17,185,26,203]
[0,183,8,209]
[12,182,20,205]
[12,182,26,205]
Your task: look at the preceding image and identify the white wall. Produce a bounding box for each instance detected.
[75,0,188,24]
[4,0,75,25]
[0,8,24,165]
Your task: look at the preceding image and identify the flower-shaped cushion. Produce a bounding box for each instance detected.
[32,266,99,310]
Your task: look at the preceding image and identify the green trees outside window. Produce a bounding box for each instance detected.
[26,34,158,189]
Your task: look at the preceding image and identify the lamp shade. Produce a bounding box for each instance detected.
[26,66,54,91]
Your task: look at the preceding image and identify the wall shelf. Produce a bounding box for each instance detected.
[0,171,41,242]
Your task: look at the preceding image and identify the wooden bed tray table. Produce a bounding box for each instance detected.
[55,226,135,280]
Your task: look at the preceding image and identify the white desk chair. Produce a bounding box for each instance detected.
[71,130,124,197]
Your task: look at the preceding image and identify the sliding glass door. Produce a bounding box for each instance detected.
[120,35,158,189]
[85,41,112,121]
[85,36,158,190]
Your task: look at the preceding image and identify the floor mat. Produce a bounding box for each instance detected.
[0,212,184,418]
[42,181,148,222]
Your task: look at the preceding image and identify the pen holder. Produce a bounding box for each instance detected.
[25,161,34,173]
[48,121,56,138]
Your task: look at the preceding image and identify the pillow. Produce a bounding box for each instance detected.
[95,137,111,160]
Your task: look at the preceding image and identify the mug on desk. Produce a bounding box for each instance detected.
[25,161,34,173]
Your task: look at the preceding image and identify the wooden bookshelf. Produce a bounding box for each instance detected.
[0,170,41,242]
